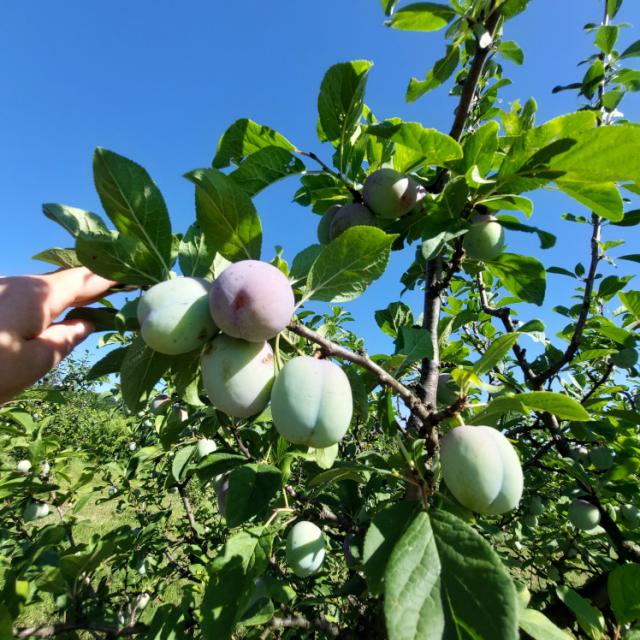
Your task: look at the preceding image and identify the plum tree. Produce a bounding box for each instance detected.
[529,496,544,516]
[590,446,613,470]
[523,513,538,528]
[329,203,377,240]
[23,501,49,522]
[197,438,217,459]
[462,214,505,262]
[16,459,31,475]
[439,425,523,514]
[209,260,295,342]
[317,204,341,244]
[285,521,326,577]
[271,356,353,448]
[150,394,170,414]
[363,168,424,218]
[201,335,275,418]
[621,504,640,528]
[137,277,216,355]
[568,499,601,530]
[436,373,459,407]
[570,445,589,461]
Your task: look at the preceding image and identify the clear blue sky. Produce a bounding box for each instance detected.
[1,0,639,358]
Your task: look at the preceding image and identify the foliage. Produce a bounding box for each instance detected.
[3,0,640,638]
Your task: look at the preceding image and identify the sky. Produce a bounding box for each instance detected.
[1,0,639,361]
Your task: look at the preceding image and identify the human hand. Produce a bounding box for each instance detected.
[0,267,117,403]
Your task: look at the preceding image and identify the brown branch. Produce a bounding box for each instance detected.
[296,150,362,202]
[231,428,253,460]
[266,614,340,638]
[13,623,147,638]
[177,485,200,541]
[287,321,431,426]
[476,273,534,382]
[581,361,614,404]
[530,215,602,389]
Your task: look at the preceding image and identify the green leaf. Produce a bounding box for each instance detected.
[185,168,262,262]
[478,194,533,217]
[499,218,556,249]
[608,563,640,625]
[368,121,462,166]
[195,451,247,484]
[550,125,640,184]
[388,2,455,31]
[375,301,414,339]
[172,445,196,484]
[473,333,521,376]
[229,147,305,197]
[76,231,165,285]
[363,501,420,595]
[598,275,633,300]
[393,327,433,376]
[178,223,216,279]
[619,291,640,320]
[556,586,605,640]
[308,444,339,470]
[290,245,324,283]
[621,39,640,60]
[93,148,172,270]
[304,227,395,302]
[486,253,547,305]
[499,40,525,64]
[471,391,590,423]
[120,338,173,412]
[384,510,518,640]
[406,45,460,102]
[457,121,500,176]
[32,248,82,269]
[212,118,295,169]
[381,0,399,16]
[224,464,281,527]
[556,181,623,222]
[317,60,373,144]
[43,203,109,238]
[595,25,618,55]
[519,609,572,640]
[87,347,128,380]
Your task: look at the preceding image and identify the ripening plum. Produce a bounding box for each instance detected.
[462,214,505,262]
[621,504,640,528]
[317,205,341,244]
[137,277,216,355]
[201,335,275,418]
[440,425,523,514]
[197,438,217,459]
[23,501,49,522]
[363,168,424,219]
[436,373,459,408]
[271,356,353,448]
[568,499,600,530]
[570,446,589,461]
[209,260,295,342]
[16,460,32,475]
[286,521,326,577]
[150,394,170,414]
[329,203,377,240]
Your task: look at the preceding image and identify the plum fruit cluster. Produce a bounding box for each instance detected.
[138,259,354,451]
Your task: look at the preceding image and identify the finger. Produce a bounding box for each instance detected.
[4,320,94,400]
[41,268,119,321]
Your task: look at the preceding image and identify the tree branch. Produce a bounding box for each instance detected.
[13,623,147,638]
[581,361,614,404]
[266,614,340,638]
[177,485,200,541]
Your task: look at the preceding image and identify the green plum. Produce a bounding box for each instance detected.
[23,501,50,522]
[286,521,326,577]
[363,168,424,219]
[201,335,275,418]
[436,373,459,408]
[197,438,217,459]
[138,277,216,355]
[439,425,523,514]
[271,356,353,448]
[329,203,377,240]
[462,214,505,262]
[568,499,600,530]
[317,205,341,244]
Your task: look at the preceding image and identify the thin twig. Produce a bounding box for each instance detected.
[13,623,147,638]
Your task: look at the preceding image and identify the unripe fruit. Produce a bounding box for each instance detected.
[568,499,600,531]
[317,205,341,244]
[23,501,49,522]
[529,496,544,516]
[201,335,275,418]
[150,394,170,414]
[215,474,229,516]
[137,277,216,355]
[440,425,523,515]
[209,260,295,342]
[570,446,589,461]
[621,504,640,528]
[462,214,505,262]
[129,442,137,451]
[271,356,353,448]
[329,203,377,240]
[197,438,217,459]
[134,593,150,611]
[436,373,459,408]
[363,168,424,219]
[590,447,613,470]
[286,521,325,577]
[16,460,32,475]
